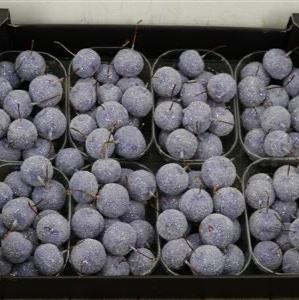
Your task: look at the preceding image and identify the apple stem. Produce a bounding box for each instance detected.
[53,41,76,57]
[202,45,227,59]
[131,19,143,50]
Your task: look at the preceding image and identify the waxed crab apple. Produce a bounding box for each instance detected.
[238,76,266,107]
[0,77,12,106]
[7,119,38,150]
[20,155,53,187]
[3,90,32,119]
[178,50,205,78]
[209,107,234,137]
[72,48,101,78]
[91,158,121,184]
[33,243,64,276]
[244,128,266,157]
[0,109,10,138]
[11,257,38,277]
[283,68,299,97]
[201,156,236,189]
[249,208,282,241]
[213,187,245,219]
[1,231,33,264]
[182,101,211,134]
[272,200,297,223]
[1,197,36,230]
[96,183,130,218]
[120,200,145,223]
[116,77,145,93]
[113,48,144,78]
[240,61,271,86]
[263,48,293,80]
[178,188,213,223]
[199,213,234,249]
[241,106,265,131]
[85,128,115,159]
[223,244,245,275]
[0,248,12,276]
[36,213,70,246]
[154,101,183,131]
[188,245,224,275]
[253,241,282,271]
[130,220,155,248]
[0,61,20,89]
[161,238,192,270]
[97,83,122,103]
[71,208,104,239]
[69,78,97,112]
[263,130,293,157]
[100,255,130,276]
[0,138,21,161]
[102,221,137,256]
[261,106,291,132]
[165,128,198,160]
[95,101,129,130]
[96,64,119,84]
[23,138,55,160]
[4,171,32,197]
[245,178,275,209]
[70,238,106,275]
[207,73,237,104]
[121,85,154,117]
[128,247,155,275]
[55,148,84,177]
[31,179,66,211]
[180,81,207,107]
[127,170,156,203]
[29,74,63,108]
[15,50,46,82]
[70,114,97,144]
[263,85,289,107]
[69,170,98,204]
[288,96,299,113]
[0,182,13,209]
[195,132,223,159]
[273,165,299,202]
[114,125,146,159]
[156,209,188,241]
[33,107,67,141]
[156,163,189,196]
[152,66,182,97]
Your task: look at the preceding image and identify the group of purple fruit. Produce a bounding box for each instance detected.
[240,48,299,158]
[0,50,66,161]
[69,46,153,160]
[1,43,299,277]
[157,156,246,275]
[153,49,236,160]
[246,165,299,273]
[0,155,158,276]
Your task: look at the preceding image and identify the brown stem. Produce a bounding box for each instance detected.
[53,41,75,56]
[70,127,86,138]
[255,65,260,76]
[202,45,227,58]
[30,40,35,54]
[131,19,143,49]
[130,247,154,261]
[284,74,296,88]
[286,45,299,57]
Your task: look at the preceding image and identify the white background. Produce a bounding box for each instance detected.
[0,1,299,29]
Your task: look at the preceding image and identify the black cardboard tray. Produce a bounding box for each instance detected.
[1,8,299,298]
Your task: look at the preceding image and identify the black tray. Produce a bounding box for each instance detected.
[1,8,299,298]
